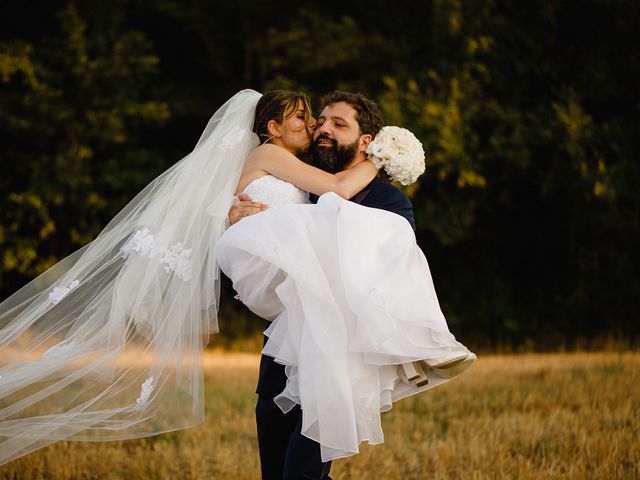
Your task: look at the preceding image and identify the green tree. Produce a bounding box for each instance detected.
[0,3,169,294]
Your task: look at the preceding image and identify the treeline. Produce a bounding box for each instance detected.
[1,0,638,349]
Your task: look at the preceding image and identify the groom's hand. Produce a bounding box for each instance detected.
[229,194,268,225]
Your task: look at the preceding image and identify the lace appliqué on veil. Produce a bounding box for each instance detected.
[120,228,193,281]
[48,280,80,305]
[123,228,163,258]
[135,376,155,410]
[159,243,192,281]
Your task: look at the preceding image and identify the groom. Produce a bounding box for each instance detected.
[229,91,415,479]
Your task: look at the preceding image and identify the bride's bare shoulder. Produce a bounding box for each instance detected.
[248,144,289,163]
[251,143,286,157]
[237,145,284,194]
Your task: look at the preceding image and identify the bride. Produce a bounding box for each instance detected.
[0,89,473,466]
[215,90,475,465]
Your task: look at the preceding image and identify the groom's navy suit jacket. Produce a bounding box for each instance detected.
[256,177,416,396]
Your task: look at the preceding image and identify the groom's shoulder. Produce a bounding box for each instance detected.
[363,178,416,229]
[367,178,411,205]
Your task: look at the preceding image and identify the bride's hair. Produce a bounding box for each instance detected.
[253,90,312,143]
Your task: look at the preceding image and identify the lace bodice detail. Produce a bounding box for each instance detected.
[242,175,310,208]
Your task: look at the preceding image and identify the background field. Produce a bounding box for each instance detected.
[2,351,638,479]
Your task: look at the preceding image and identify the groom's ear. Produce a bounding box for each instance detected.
[358,134,373,153]
[267,120,281,138]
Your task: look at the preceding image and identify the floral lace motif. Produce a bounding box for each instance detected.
[121,228,193,281]
[160,243,192,281]
[135,376,155,409]
[49,280,80,305]
[121,228,162,258]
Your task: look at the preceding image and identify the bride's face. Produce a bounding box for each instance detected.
[277,100,316,154]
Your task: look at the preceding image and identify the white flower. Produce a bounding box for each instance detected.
[49,279,80,305]
[121,228,161,258]
[366,126,426,185]
[135,376,155,409]
[160,242,193,281]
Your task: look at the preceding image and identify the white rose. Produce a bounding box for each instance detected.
[366,126,426,185]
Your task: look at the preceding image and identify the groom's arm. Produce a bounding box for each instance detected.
[228,194,268,225]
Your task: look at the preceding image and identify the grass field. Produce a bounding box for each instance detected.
[1,351,638,479]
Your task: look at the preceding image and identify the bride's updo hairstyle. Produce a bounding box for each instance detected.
[253,90,312,144]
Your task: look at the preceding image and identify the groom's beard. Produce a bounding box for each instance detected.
[310,135,360,173]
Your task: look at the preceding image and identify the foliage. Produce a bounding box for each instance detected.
[1,0,638,347]
[0,2,169,286]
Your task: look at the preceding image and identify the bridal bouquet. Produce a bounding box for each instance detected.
[366,126,426,185]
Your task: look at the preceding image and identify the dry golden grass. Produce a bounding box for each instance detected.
[1,351,638,479]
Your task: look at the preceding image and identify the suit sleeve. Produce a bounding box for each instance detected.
[364,181,416,231]
[381,190,416,231]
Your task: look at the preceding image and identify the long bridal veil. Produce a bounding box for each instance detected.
[0,89,262,464]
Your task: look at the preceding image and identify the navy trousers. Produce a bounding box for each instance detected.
[256,395,332,479]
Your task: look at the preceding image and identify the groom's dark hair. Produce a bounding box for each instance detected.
[319,91,383,137]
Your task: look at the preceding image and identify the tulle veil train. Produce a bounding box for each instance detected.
[0,89,262,464]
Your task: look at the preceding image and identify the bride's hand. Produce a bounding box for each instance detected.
[229,194,268,225]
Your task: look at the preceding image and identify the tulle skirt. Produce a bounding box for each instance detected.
[216,192,474,461]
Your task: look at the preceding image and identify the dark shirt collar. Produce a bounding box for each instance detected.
[310,177,384,204]
[350,189,370,204]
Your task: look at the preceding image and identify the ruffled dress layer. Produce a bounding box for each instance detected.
[216,175,473,461]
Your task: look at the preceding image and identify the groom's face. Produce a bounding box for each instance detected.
[310,102,362,173]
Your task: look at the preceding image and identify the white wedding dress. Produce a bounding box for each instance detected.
[216,175,475,462]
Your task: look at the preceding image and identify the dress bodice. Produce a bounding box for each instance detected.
[242,175,310,208]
